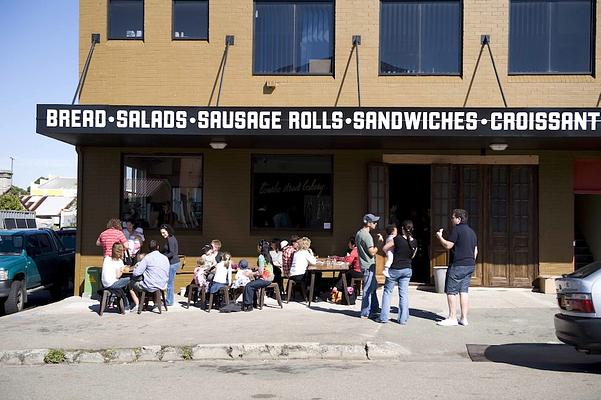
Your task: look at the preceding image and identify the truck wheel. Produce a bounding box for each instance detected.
[5,280,25,314]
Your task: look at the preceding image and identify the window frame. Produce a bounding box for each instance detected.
[249,154,334,233]
[252,0,336,76]
[107,0,145,41]
[171,0,210,41]
[508,0,595,76]
[120,153,205,232]
[378,0,464,77]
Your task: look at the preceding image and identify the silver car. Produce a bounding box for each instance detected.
[554,261,601,354]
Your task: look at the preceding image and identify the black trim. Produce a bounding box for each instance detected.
[107,0,145,41]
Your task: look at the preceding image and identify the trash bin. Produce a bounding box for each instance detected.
[433,266,448,294]
[83,266,102,300]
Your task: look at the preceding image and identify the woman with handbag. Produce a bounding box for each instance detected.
[242,240,274,311]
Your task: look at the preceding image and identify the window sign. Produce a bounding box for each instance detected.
[251,155,333,230]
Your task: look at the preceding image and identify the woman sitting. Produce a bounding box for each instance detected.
[242,240,274,311]
[101,242,138,311]
[288,237,317,299]
[331,237,363,298]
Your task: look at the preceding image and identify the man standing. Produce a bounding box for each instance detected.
[435,209,478,326]
[131,240,170,309]
[281,235,299,278]
[356,214,381,319]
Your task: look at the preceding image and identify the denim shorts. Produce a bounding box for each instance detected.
[444,265,475,294]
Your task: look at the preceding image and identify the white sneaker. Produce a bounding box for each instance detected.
[436,318,459,326]
[459,319,469,326]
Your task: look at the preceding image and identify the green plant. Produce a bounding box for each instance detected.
[180,346,193,361]
[0,193,25,211]
[44,349,66,364]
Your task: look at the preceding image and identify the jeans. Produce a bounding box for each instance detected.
[380,268,412,324]
[361,264,379,317]
[107,277,132,308]
[166,262,181,306]
[243,278,271,306]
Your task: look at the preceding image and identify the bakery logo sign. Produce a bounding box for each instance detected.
[37,105,601,137]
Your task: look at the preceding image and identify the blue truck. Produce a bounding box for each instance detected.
[0,229,75,314]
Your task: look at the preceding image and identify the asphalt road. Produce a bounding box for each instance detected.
[1,359,600,400]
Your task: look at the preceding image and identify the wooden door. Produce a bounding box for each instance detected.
[368,164,389,224]
[488,166,511,286]
[430,165,457,278]
[459,166,484,286]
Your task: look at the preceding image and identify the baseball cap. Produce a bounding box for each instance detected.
[280,240,289,248]
[238,259,249,269]
[363,213,380,223]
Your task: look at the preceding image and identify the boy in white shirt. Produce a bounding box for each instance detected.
[383,225,398,278]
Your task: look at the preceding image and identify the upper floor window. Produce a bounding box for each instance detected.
[380,0,462,75]
[173,0,209,40]
[253,1,334,75]
[109,0,144,40]
[509,0,593,74]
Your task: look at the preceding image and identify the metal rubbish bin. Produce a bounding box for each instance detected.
[433,266,448,293]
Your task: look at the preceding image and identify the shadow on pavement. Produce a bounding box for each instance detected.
[308,304,361,318]
[409,308,442,322]
[467,343,601,373]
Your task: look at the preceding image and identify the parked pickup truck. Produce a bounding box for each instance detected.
[0,229,75,314]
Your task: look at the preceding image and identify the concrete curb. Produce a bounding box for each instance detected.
[0,342,411,366]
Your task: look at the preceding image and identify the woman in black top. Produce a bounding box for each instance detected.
[379,220,417,324]
[160,224,180,306]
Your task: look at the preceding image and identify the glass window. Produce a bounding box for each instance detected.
[251,155,333,230]
[122,155,203,230]
[109,0,144,40]
[509,0,593,74]
[173,0,209,40]
[36,235,54,254]
[253,1,334,75]
[380,0,462,75]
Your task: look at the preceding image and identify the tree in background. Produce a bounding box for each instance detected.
[0,193,25,211]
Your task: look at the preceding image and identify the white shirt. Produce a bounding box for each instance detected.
[213,261,232,285]
[385,235,395,268]
[290,249,317,277]
[101,257,124,288]
[270,250,283,267]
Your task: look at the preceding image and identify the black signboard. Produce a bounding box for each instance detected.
[36,104,601,137]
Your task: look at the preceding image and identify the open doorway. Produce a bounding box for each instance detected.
[574,194,601,269]
[388,165,431,283]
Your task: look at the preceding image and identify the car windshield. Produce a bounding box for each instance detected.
[0,235,24,255]
[569,261,601,279]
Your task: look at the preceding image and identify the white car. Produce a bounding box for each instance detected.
[554,261,601,354]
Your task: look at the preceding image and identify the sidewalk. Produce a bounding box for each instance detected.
[0,287,560,364]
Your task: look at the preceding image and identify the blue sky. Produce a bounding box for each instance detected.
[0,1,78,188]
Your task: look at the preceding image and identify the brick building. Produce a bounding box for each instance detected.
[37,0,601,293]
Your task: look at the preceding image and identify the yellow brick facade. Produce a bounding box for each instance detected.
[73,0,601,293]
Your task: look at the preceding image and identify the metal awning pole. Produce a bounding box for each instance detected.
[216,35,235,107]
[72,34,100,105]
[463,35,508,108]
[353,35,362,107]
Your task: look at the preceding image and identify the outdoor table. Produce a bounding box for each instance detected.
[307,260,350,307]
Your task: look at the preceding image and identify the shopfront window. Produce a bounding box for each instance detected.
[173,0,209,40]
[509,0,593,74]
[380,0,462,75]
[253,1,334,75]
[109,0,144,40]
[122,155,203,230]
[251,155,333,230]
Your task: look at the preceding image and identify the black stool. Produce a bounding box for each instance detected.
[137,289,168,314]
[286,278,308,303]
[99,288,126,316]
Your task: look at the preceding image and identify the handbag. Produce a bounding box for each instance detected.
[261,262,274,281]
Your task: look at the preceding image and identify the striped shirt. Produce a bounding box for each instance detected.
[281,245,296,277]
[97,228,128,257]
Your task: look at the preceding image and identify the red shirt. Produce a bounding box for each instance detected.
[281,245,296,277]
[97,228,128,257]
[343,247,360,273]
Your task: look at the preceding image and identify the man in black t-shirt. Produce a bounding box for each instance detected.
[435,209,478,327]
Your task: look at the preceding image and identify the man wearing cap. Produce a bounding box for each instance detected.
[356,213,381,319]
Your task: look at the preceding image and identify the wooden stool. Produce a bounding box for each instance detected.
[350,277,363,296]
[187,283,207,309]
[286,278,308,303]
[137,289,168,314]
[99,288,125,316]
[207,286,230,313]
[258,282,283,309]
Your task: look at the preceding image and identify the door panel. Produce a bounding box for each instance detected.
[430,165,456,275]
[488,166,511,286]
[460,166,484,286]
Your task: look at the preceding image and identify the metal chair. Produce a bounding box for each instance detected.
[258,282,283,309]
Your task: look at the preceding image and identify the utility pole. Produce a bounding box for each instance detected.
[9,156,14,187]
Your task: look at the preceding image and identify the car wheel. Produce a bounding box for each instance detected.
[5,280,25,314]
